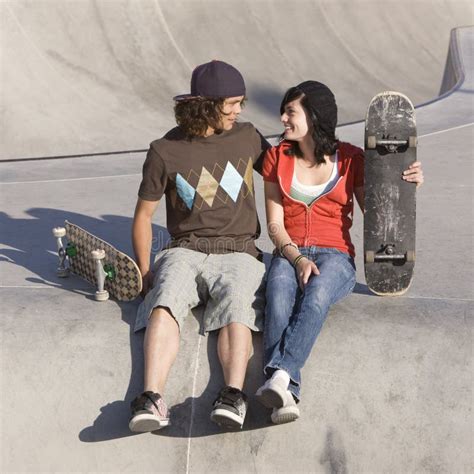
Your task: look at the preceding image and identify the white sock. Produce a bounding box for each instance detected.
[271,369,290,388]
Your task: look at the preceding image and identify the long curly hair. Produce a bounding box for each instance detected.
[280,88,338,165]
[174,98,227,138]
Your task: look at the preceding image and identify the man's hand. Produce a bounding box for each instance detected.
[296,257,320,290]
[141,270,155,298]
[403,161,424,187]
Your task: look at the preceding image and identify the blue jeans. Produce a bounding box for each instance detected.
[264,247,356,401]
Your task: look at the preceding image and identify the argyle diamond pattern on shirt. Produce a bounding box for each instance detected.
[242,158,254,197]
[220,162,244,202]
[176,173,196,210]
[196,167,220,207]
[174,158,254,210]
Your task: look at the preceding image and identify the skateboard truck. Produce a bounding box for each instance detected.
[366,135,417,152]
[52,227,70,277]
[91,249,111,301]
[365,246,415,263]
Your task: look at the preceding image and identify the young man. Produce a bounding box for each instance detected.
[129,60,270,431]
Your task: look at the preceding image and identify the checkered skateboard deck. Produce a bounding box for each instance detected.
[55,221,142,301]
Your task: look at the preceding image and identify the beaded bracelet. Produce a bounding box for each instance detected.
[279,242,298,256]
[293,254,306,267]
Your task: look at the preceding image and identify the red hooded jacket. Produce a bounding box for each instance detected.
[262,140,364,257]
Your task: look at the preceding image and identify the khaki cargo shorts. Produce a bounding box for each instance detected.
[134,247,266,333]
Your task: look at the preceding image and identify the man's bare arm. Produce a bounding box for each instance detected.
[132,197,160,295]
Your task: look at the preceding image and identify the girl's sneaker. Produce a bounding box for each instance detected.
[271,391,300,424]
[255,372,289,408]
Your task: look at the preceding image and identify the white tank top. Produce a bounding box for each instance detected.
[290,152,339,205]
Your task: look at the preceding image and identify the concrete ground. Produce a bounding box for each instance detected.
[1,2,473,473]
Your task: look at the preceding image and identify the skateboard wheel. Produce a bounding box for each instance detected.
[66,243,77,257]
[365,251,375,263]
[91,249,106,260]
[95,290,109,302]
[406,250,416,262]
[57,267,70,278]
[408,136,417,148]
[367,136,377,149]
[52,227,66,238]
[103,264,116,280]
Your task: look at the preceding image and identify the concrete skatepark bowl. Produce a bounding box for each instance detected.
[1,1,473,473]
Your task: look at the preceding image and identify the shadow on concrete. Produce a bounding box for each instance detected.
[0,206,370,441]
[320,428,349,474]
[79,312,273,442]
[0,206,372,442]
[352,282,373,296]
[158,331,273,439]
[0,208,168,287]
[78,299,146,442]
[0,208,170,441]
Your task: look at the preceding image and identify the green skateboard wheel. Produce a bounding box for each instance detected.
[103,264,116,280]
[66,243,77,257]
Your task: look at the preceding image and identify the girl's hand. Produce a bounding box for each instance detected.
[403,161,424,187]
[296,257,320,290]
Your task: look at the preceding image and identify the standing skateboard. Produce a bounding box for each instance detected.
[364,91,417,296]
[52,221,142,301]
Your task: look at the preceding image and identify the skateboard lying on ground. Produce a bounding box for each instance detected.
[52,221,142,301]
[364,91,417,296]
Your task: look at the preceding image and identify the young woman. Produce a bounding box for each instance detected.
[256,81,423,424]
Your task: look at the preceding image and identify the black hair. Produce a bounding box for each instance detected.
[280,87,338,165]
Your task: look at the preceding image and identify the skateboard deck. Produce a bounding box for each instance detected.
[53,221,142,301]
[364,91,417,296]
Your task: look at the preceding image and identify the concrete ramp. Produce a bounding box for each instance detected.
[1,2,473,473]
[1,0,472,159]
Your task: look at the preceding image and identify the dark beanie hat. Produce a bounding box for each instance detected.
[295,81,338,134]
[174,60,246,101]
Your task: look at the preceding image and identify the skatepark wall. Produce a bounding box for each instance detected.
[439,27,467,96]
[1,0,473,161]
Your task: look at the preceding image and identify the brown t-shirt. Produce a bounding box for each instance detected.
[138,122,270,258]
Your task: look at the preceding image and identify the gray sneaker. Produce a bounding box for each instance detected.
[129,391,170,432]
[210,386,248,429]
